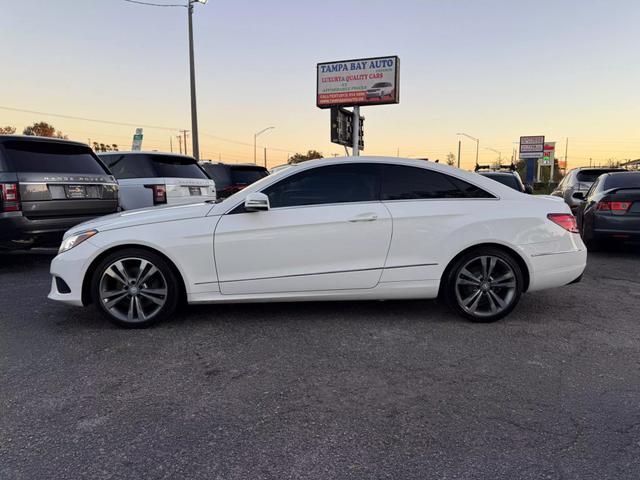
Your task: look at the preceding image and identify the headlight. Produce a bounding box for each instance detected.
[58,229,98,254]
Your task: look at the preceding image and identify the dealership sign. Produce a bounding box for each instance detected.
[316,56,400,108]
[519,135,545,159]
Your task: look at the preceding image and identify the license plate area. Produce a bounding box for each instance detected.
[65,185,87,199]
[189,186,202,196]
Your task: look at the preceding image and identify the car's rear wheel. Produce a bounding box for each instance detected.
[91,248,179,328]
[444,247,523,323]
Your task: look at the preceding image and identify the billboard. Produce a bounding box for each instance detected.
[317,56,400,108]
[519,135,545,159]
[131,128,143,151]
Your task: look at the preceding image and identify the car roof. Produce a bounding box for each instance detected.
[478,171,517,176]
[0,134,90,147]
[98,151,196,160]
[602,171,639,176]
[201,162,264,168]
[269,156,518,198]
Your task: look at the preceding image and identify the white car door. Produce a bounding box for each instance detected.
[214,163,392,295]
[378,164,497,282]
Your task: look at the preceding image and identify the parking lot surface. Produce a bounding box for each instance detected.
[1,248,640,480]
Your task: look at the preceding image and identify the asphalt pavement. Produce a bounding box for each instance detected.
[1,247,640,480]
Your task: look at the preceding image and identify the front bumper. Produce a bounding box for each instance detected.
[48,239,100,306]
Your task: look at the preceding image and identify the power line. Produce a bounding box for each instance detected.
[122,0,185,7]
[0,105,303,153]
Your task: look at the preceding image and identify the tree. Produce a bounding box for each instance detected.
[92,142,119,152]
[23,121,67,139]
[0,125,16,135]
[445,152,456,166]
[288,150,324,164]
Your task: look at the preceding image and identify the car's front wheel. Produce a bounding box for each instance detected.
[91,248,180,328]
[444,247,523,323]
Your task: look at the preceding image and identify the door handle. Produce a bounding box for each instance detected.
[348,214,378,222]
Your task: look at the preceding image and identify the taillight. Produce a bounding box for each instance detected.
[596,201,631,214]
[144,184,167,205]
[0,183,21,212]
[547,213,579,233]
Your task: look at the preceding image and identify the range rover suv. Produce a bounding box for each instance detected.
[99,152,216,210]
[0,136,118,250]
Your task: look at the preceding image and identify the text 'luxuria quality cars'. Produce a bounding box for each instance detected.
[48,157,587,328]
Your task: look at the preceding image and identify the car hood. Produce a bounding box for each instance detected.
[65,202,215,237]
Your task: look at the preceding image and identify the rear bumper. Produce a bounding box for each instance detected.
[526,249,587,292]
[594,215,640,238]
[0,212,109,249]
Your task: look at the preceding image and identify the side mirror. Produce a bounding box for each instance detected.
[524,184,534,194]
[572,191,585,201]
[244,192,270,212]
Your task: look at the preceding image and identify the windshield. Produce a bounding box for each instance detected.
[4,141,108,174]
[104,153,208,179]
[576,169,624,183]
[231,168,269,184]
[604,173,640,190]
[481,173,521,191]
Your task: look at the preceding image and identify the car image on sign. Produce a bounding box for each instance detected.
[365,82,394,100]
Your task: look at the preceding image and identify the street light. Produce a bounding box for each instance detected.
[457,133,479,166]
[254,127,275,165]
[484,147,502,166]
[188,0,207,161]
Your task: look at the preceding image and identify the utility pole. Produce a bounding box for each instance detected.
[457,140,461,168]
[187,0,201,160]
[264,147,267,168]
[564,138,569,171]
[180,130,189,156]
[176,135,183,154]
[170,136,173,153]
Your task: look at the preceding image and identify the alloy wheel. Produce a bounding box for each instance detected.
[454,255,517,318]
[98,257,168,323]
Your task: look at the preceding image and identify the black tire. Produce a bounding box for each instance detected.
[443,247,524,323]
[91,248,180,328]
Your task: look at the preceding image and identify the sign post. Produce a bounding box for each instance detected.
[131,128,143,151]
[317,56,399,155]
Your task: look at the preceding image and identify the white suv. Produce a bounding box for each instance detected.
[100,152,216,210]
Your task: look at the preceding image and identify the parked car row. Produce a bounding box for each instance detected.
[0,135,269,251]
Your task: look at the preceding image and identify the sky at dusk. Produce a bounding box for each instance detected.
[2,0,639,169]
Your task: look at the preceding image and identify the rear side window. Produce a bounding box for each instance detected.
[3,141,107,174]
[104,154,208,179]
[603,173,640,190]
[381,165,493,200]
[263,163,378,208]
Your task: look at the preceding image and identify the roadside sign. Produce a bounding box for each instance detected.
[519,135,544,159]
[131,128,143,151]
[540,142,555,166]
[317,56,400,108]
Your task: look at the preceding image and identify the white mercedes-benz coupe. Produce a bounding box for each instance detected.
[49,157,587,328]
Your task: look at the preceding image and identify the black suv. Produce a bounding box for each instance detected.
[475,164,532,194]
[0,136,118,250]
[200,162,269,198]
